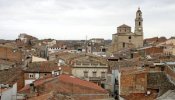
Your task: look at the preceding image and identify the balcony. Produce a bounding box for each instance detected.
[89,77,106,81]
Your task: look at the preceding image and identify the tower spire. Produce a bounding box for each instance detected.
[138,6,140,10]
[134,7,143,35]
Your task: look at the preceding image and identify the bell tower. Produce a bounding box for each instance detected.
[134,7,143,35]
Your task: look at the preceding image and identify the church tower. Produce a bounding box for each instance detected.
[134,7,143,35]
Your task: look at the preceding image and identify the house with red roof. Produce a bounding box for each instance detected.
[18,74,109,100]
[24,61,71,85]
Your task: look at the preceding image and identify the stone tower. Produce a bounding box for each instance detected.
[135,7,143,35]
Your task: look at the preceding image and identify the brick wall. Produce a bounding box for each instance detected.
[0,46,22,63]
[144,47,163,55]
[17,71,25,91]
[147,72,175,96]
[24,72,52,80]
[120,72,147,95]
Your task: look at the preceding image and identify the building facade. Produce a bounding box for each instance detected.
[71,55,108,86]
[111,8,144,52]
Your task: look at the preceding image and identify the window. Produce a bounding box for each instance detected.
[29,73,34,78]
[92,71,97,77]
[131,53,134,58]
[101,48,106,52]
[84,71,88,78]
[161,67,164,71]
[150,66,155,71]
[54,72,59,76]
[139,22,141,26]
[35,73,39,79]
[101,72,106,78]
[128,36,131,39]
[139,13,141,16]
[123,42,125,48]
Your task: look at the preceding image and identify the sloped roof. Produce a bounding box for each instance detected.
[117,24,131,28]
[26,61,57,72]
[19,74,108,93]
[0,60,16,65]
[0,67,23,84]
[18,76,57,93]
[157,90,175,100]
[28,92,53,100]
[70,54,107,65]
[59,74,107,93]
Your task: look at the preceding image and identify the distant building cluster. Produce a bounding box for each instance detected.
[0,8,175,100]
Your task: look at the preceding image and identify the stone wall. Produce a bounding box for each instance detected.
[147,72,175,96]
[111,34,143,52]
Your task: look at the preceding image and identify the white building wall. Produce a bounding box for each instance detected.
[72,68,108,78]
[47,40,56,47]
[48,48,62,54]
[111,69,119,92]
[25,80,35,85]
[118,72,121,96]
[32,56,47,62]
[166,39,175,45]
[1,83,17,100]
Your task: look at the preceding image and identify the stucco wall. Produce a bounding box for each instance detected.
[72,68,108,78]
[1,83,17,100]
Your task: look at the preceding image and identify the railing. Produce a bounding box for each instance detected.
[89,77,106,81]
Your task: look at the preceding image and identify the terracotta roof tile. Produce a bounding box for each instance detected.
[19,74,107,93]
[0,67,23,84]
[58,74,107,93]
[26,61,59,72]
[19,76,57,93]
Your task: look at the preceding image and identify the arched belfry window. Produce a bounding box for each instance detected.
[139,22,141,26]
[139,13,141,16]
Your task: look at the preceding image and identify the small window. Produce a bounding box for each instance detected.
[150,66,155,71]
[84,71,88,78]
[131,53,134,58]
[139,22,141,26]
[29,73,34,78]
[139,13,141,16]
[123,42,125,48]
[92,71,97,77]
[128,36,131,39]
[161,67,164,71]
[101,48,106,52]
[101,72,106,78]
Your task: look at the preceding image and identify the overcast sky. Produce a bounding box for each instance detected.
[0,0,175,40]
